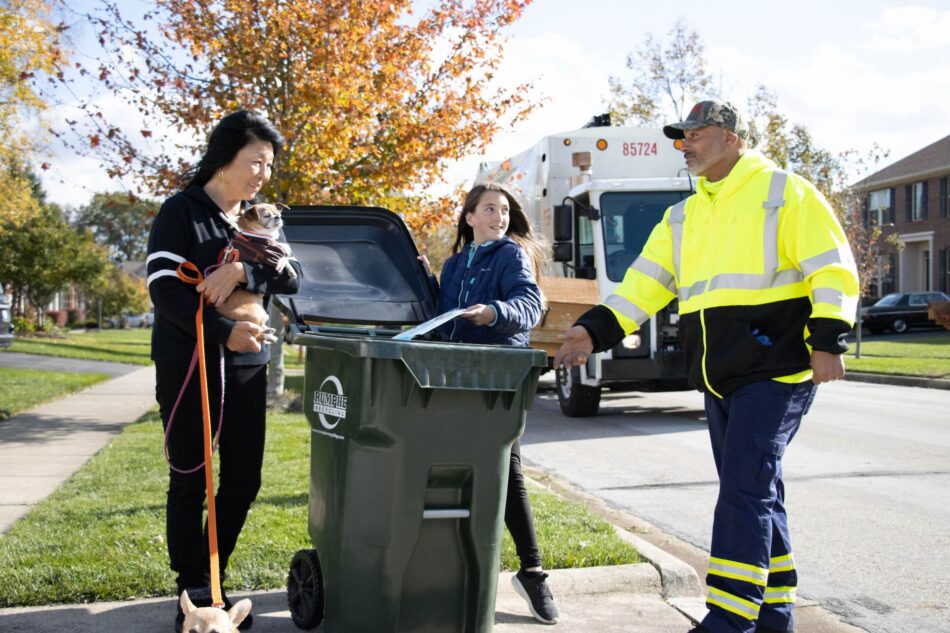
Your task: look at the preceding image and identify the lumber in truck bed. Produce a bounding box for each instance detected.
[531,276,600,359]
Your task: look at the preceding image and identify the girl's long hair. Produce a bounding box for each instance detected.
[451,183,548,308]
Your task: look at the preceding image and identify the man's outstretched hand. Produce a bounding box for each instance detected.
[553,325,594,369]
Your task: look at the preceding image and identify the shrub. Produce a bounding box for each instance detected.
[11,316,34,333]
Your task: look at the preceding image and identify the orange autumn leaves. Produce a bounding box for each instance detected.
[64,0,538,236]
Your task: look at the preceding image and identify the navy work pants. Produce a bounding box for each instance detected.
[700,379,817,633]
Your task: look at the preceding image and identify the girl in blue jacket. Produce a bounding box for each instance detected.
[429,183,559,624]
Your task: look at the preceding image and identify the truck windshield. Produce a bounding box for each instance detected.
[600,191,687,282]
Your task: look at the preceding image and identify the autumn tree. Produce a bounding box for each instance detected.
[53,0,536,235]
[0,0,65,229]
[607,17,714,126]
[75,191,159,262]
[48,0,536,398]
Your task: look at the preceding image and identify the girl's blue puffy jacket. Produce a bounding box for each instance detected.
[436,237,542,347]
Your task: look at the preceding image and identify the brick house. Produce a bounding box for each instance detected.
[853,134,950,298]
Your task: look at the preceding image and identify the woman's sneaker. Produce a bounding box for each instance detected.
[511,569,559,624]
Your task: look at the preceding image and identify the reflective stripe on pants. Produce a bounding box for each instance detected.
[699,379,816,633]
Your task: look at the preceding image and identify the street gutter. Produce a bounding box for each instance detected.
[845,371,950,391]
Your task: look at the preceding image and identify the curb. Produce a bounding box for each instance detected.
[501,563,661,597]
[524,467,703,600]
[845,371,950,390]
[611,526,703,599]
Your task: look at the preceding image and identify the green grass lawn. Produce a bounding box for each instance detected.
[0,368,110,420]
[4,329,153,365]
[847,333,950,377]
[283,344,304,368]
[0,407,640,607]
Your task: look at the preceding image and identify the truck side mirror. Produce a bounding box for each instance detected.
[552,242,572,262]
[553,204,573,241]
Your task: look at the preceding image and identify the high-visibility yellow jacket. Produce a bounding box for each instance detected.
[576,150,860,397]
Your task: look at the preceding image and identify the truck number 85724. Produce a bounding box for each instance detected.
[623,142,657,156]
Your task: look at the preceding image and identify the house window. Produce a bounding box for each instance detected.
[907,181,928,221]
[868,189,893,226]
[942,249,950,293]
[940,177,949,218]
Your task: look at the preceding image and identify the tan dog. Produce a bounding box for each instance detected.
[180,590,252,633]
[219,203,293,342]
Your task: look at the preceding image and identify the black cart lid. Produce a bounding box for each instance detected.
[277,206,439,326]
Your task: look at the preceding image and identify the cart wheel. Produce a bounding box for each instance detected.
[288,548,324,630]
[556,365,601,417]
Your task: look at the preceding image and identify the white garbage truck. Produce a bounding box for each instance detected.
[475,115,694,416]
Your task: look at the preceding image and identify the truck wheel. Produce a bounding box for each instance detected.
[556,366,601,417]
[288,549,324,630]
[891,318,909,334]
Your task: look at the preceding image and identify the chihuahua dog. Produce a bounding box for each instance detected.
[180,590,252,633]
[218,203,295,342]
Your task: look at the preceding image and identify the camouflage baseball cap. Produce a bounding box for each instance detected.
[662,99,751,140]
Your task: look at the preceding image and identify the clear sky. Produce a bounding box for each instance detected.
[39,0,950,207]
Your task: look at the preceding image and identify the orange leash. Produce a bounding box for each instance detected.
[177,261,225,609]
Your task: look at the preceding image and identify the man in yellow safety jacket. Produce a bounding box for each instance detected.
[554,99,859,633]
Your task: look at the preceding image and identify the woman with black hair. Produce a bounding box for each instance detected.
[145,110,301,632]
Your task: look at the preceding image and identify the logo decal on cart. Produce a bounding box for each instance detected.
[314,375,348,434]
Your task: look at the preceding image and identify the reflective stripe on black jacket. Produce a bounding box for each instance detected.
[146,187,301,365]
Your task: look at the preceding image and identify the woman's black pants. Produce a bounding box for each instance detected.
[155,361,267,591]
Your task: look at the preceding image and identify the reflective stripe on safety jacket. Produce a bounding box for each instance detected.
[601,151,859,396]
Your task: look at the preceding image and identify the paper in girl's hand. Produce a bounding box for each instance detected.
[392,308,466,341]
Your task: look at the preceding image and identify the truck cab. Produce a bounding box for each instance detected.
[554,175,690,415]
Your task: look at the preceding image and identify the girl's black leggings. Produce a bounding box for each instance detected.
[505,439,542,570]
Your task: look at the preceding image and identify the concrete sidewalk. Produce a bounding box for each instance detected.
[0,565,699,632]
[0,363,155,534]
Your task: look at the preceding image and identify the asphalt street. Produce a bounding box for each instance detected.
[521,375,950,633]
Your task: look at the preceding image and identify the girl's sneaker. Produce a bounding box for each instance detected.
[511,569,559,624]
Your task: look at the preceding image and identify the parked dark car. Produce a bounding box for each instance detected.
[0,294,13,348]
[861,292,950,334]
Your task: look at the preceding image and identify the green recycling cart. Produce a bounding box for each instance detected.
[278,206,547,632]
